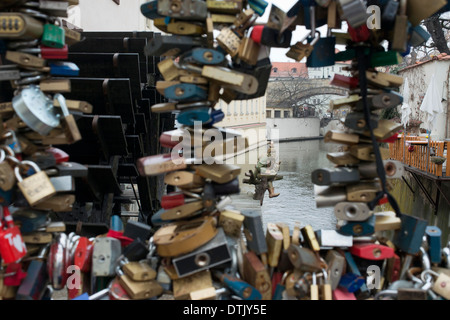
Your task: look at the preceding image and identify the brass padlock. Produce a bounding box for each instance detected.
[266,222,283,268]
[172,270,214,300]
[238,37,260,65]
[158,58,181,81]
[116,268,163,300]
[15,160,56,206]
[218,209,244,238]
[195,163,241,184]
[55,93,82,144]
[301,225,321,252]
[242,251,272,300]
[217,27,241,57]
[164,171,205,189]
[122,260,157,282]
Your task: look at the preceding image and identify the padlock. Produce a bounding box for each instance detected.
[195,163,241,184]
[123,220,152,241]
[0,206,27,264]
[337,0,369,28]
[22,231,52,244]
[122,238,150,262]
[320,269,333,300]
[324,130,363,145]
[172,269,214,300]
[164,170,205,189]
[12,208,47,233]
[172,228,231,278]
[31,194,75,212]
[176,107,211,126]
[337,215,376,237]
[409,25,431,47]
[330,74,359,89]
[0,150,16,192]
[0,12,44,39]
[266,222,283,267]
[394,214,428,255]
[116,267,163,300]
[311,167,360,186]
[141,0,163,19]
[350,243,395,260]
[242,250,272,300]
[332,287,356,300]
[137,153,187,176]
[338,273,365,293]
[241,209,267,255]
[213,270,262,300]
[286,31,319,62]
[375,212,402,231]
[287,244,322,272]
[325,250,346,290]
[92,237,122,277]
[41,23,65,48]
[251,25,292,48]
[364,120,403,141]
[153,216,217,257]
[315,230,353,248]
[334,202,373,221]
[12,85,60,136]
[314,185,347,208]
[326,152,360,166]
[344,112,379,132]
[47,233,71,290]
[406,0,446,26]
[310,272,319,300]
[380,0,399,30]
[217,27,241,57]
[218,209,244,238]
[207,0,243,14]
[157,0,208,20]
[346,182,381,203]
[421,270,450,300]
[121,259,156,282]
[164,83,208,101]
[15,160,56,206]
[358,160,404,180]
[301,225,321,252]
[19,45,69,60]
[167,21,205,35]
[49,175,75,193]
[425,226,442,264]
[16,245,48,300]
[238,37,261,65]
[74,237,93,273]
[145,34,208,57]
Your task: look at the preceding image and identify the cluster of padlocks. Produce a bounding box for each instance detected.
[0,0,449,301]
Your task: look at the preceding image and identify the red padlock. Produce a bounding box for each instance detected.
[46,147,70,163]
[350,243,395,260]
[109,277,131,300]
[250,25,265,44]
[408,145,415,152]
[347,24,371,42]
[20,45,69,60]
[388,254,401,283]
[159,132,180,149]
[271,271,283,298]
[3,263,27,286]
[0,207,27,264]
[330,74,359,90]
[74,237,94,273]
[161,192,199,209]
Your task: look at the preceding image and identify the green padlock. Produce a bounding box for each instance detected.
[41,24,65,49]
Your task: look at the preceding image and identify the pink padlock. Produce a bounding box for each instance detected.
[332,288,357,300]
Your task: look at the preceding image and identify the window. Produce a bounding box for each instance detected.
[291,68,297,73]
[273,68,278,73]
[274,111,281,118]
[284,111,290,118]
[266,110,272,118]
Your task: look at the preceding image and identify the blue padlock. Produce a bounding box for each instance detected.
[13,209,48,233]
[72,293,90,300]
[425,226,442,264]
[338,215,376,237]
[176,107,211,126]
[248,0,269,16]
[140,0,163,19]
[338,273,365,293]
[207,109,224,126]
[344,251,370,297]
[273,283,285,300]
[49,61,80,76]
[394,214,428,255]
[110,214,124,232]
[0,188,14,206]
[189,48,225,65]
[306,31,336,68]
[164,83,207,101]
[409,25,431,47]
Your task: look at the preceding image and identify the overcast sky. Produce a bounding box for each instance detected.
[259,0,347,62]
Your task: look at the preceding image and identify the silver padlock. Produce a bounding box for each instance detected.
[92,237,122,277]
[338,0,369,28]
[47,232,71,290]
[12,85,60,135]
[334,202,373,221]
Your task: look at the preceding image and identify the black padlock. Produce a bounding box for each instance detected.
[381,0,399,31]
[311,167,360,186]
[212,178,240,196]
[144,33,208,57]
[251,25,292,48]
[122,238,150,262]
[123,220,152,241]
[235,57,272,100]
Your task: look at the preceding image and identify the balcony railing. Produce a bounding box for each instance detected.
[389,135,449,177]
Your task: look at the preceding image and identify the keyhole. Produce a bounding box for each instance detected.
[346,206,357,218]
[175,88,185,96]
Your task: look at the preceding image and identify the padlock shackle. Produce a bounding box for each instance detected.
[14,160,41,182]
[54,93,69,117]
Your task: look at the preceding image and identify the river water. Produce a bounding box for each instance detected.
[237,139,341,231]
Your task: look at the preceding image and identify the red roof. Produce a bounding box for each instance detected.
[399,53,450,72]
[270,62,308,78]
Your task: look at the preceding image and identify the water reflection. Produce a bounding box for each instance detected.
[237,140,341,230]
